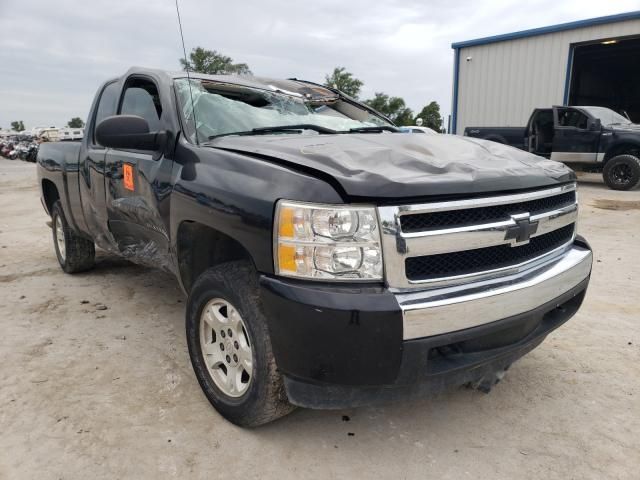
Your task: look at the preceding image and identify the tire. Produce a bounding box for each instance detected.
[186,260,294,427]
[51,200,95,273]
[603,154,640,191]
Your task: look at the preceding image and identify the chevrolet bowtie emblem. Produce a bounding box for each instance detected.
[504,213,539,246]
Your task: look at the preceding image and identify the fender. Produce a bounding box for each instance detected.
[37,143,82,233]
[168,140,344,283]
[603,137,640,162]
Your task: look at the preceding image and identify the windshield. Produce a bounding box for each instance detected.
[175,78,392,143]
[580,106,632,126]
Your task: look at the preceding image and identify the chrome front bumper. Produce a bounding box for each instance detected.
[396,244,592,340]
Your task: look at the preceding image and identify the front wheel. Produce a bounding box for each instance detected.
[186,261,294,427]
[603,154,640,190]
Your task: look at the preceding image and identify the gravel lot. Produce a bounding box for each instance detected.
[1,157,638,479]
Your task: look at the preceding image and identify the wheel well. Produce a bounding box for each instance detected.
[42,179,59,215]
[177,221,254,293]
[604,143,640,163]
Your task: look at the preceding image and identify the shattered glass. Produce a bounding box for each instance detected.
[174,79,387,143]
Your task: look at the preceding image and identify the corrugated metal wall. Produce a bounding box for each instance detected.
[454,18,640,133]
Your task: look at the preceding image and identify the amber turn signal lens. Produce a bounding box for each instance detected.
[277,244,297,272]
[278,206,295,238]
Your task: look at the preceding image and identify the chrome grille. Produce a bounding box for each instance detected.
[400,190,576,233]
[405,223,575,281]
[377,183,578,290]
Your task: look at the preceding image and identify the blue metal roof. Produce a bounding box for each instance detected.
[451,10,640,49]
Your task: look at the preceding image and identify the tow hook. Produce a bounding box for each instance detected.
[466,364,511,393]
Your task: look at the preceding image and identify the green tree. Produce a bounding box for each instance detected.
[364,93,414,126]
[67,117,85,128]
[180,47,251,75]
[415,101,443,131]
[324,67,364,99]
[11,120,25,132]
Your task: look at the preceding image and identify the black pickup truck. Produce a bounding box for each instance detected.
[37,67,592,427]
[464,106,640,191]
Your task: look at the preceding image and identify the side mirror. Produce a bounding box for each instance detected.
[589,118,602,131]
[95,115,163,151]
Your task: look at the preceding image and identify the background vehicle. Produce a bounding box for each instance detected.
[37,67,592,427]
[58,127,85,141]
[1,137,39,162]
[464,106,640,190]
[399,126,439,135]
[1,142,15,158]
[38,128,61,142]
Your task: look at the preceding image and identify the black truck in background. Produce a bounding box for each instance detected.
[37,67,592,427]
[465,106,640,190]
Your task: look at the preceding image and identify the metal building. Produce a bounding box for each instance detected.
[450,11,640,134]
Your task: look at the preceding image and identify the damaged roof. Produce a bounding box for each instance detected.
[121,66,338,101]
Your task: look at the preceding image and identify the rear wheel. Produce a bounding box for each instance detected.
[186,260,294,427]
[603,154,640,190]
[51,201,95,273]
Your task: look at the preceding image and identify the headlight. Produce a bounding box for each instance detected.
[274,200,383,281]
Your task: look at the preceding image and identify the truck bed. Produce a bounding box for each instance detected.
[37,141,83,231]
[464,126,526,150]
[38,141,81,170]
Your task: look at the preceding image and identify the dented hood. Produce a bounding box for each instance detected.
[211,133,575,199]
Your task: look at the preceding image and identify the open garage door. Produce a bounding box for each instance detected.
[568,36,640,122]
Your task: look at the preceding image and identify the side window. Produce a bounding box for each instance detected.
[558,109,588,129]
[120,79,162,131]
[93,82,119,145]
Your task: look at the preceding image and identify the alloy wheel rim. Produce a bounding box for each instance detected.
[55,215,66,262]
[612,164,632,184]
[199,298,253,398]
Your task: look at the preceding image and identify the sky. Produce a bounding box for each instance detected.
[0,0,638,130]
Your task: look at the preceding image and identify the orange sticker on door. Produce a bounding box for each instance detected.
[123,164,134,191]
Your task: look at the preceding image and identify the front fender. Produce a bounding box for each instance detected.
[169,141,344,275]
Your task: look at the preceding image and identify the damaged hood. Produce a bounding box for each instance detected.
[210,133,575,199]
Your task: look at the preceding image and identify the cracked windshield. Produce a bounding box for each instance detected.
[175,78,391,143]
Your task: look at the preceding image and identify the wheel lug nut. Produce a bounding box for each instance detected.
[233,354,238,362]
[220,343,224,351]
[227,329,232,337]
[234,341,239,349]
[226,355,231,363]
[220,330,226,338]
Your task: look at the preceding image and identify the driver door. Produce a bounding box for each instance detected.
[551,107,599,163]
[103,76,174,269]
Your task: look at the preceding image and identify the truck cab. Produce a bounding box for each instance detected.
[525,106,602,161]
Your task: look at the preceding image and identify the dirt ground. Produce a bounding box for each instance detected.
[0,157,638,480]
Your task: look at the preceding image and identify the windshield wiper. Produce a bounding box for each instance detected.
[208,124,338,140]
[348,126,399,133]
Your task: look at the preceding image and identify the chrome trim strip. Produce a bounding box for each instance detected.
[400,204,577,256]
[596,152,605,162]
[550,152,598,163]
[398,245,592,340]
[393,183,576,216]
